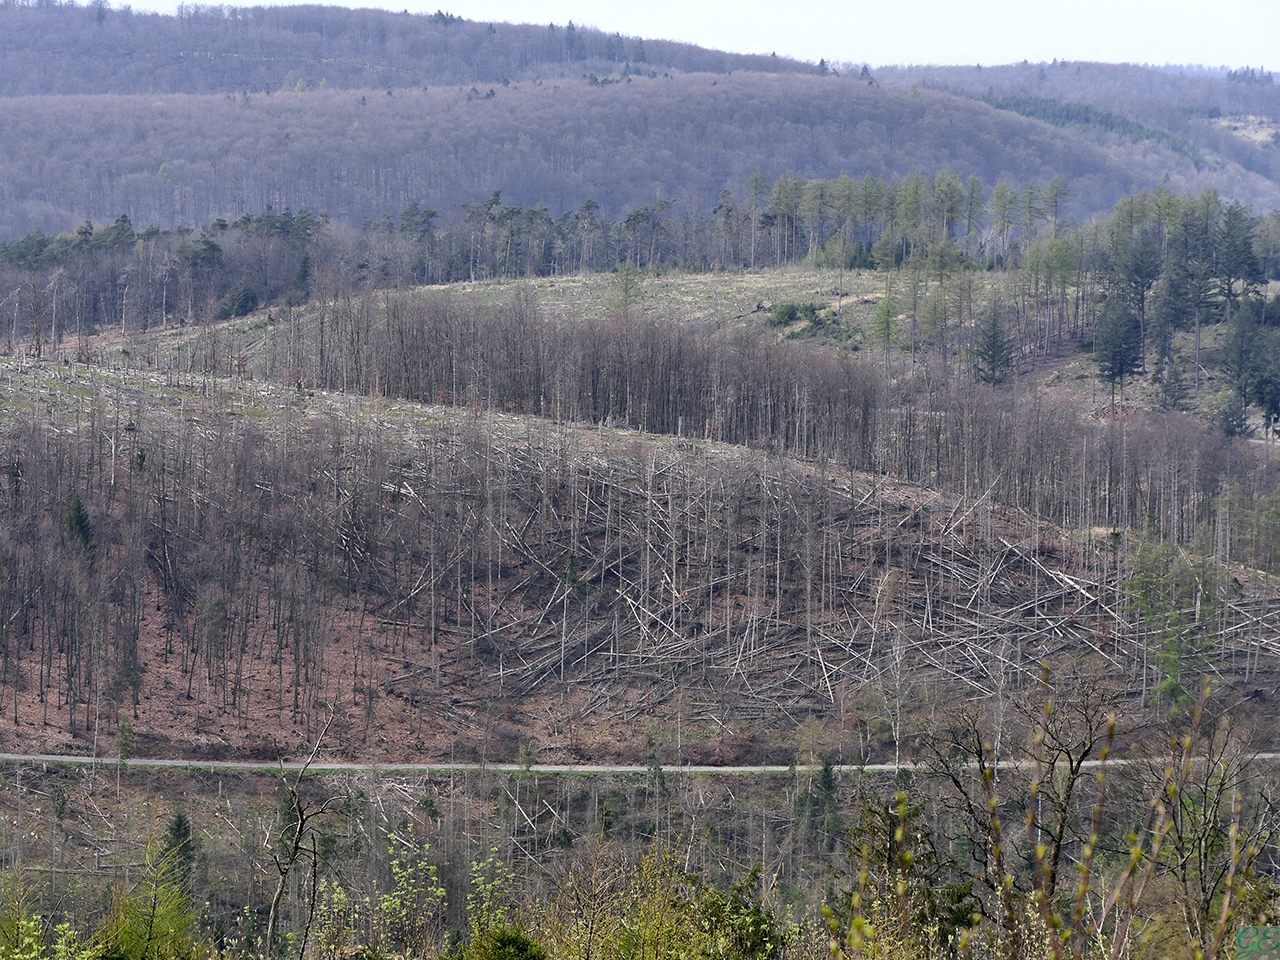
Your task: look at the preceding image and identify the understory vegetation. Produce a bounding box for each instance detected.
[0,677,1274,960]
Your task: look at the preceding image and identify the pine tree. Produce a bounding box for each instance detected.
[1094,295,1142,404]
[66,494,93,555]
[973,305,1013,384]
[162,810,198,889]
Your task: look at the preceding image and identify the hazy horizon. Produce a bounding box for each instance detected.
[107,0,1279,73]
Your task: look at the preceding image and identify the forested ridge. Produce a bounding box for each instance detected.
[1,5,1280,238]
[3,175,1279,406]
[878,60,1280,193]
[0,74,1210,240]
[980,95,1202,163]
[0,1,819,96]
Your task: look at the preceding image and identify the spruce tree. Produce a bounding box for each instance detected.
[974,305,1014,384]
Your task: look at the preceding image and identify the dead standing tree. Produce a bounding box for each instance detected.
[264,710,338,959]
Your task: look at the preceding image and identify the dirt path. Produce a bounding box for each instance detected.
[5,752,1274,775]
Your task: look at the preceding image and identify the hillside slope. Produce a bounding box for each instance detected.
[876,61,1280,193]
[5,71,1278,239]
[2,276,1278,766]
[1,9,1278,237]
[0,2,819,95]
[0,355,1254,767]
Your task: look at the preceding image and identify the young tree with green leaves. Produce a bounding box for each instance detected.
[858,173,887,249]
[1181,189,1223,389]
[989,178,1016,268]
[743,171,768,269]
[162,810,198,893]
[962,175,986,257]
[930,168,964,244]
[99,843,203,960]
[800,178,829,268]
[1126,534,1215,704]
[1042,175,1069,233]
[831,174,857,311]
[872,294,897,373]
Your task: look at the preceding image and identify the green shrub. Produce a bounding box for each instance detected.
[97,844,201,960]
[768,302,819,327]
[469,925,546,960]
[376,830,447,958]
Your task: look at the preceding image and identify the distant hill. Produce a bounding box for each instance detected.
[874,61,1280,196]
[4,70,1279,240]
[0,2,819,95]
[0,7,1279,238]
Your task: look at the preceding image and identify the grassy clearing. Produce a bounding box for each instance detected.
[427,264,888,330]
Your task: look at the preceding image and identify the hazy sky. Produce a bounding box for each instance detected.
[123,0,1279,69]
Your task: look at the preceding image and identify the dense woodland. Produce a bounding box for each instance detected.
[877,61,1280,190]
[0,1,819,96]
[1,6,1280,238]
[0,74,1218,240]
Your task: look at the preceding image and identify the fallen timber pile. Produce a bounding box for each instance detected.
[0,361,1275,763]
